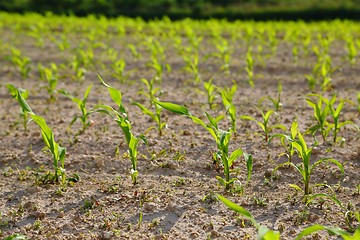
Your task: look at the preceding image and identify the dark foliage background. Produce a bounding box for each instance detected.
[1,0,360,20]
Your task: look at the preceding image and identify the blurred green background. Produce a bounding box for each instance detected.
[1,0,360,20]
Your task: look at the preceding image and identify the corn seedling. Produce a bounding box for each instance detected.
[325,95,353,143]
[345,207,360,233]
[203,78,217,110]
[111,58,127,83]
[305,73,317,92]
[146,38,170,82]
[245,48,255,88]
[345,38,357,65]
[155,100,252,190]
[183,51,201,84]
[216,194,280,239]
[43,63,59,101]
[306,94,331,142]
[258,80,283,114]
[73,47,94,70]
[270,80,283,113]
[290,130,344,195]
[8,47,31,79]
[269,120,298,163]
[319,55,334,91]
[6,84,29,131]
[220,82,237,133]
[241,108,286,142]
[91,75,147,184]
[267,29,278,56]
[138,77,162,106]
[53,34,70,52]
[127,43,142,59]
[213,38,231,75]
[10,89,66,184]
[148,54,170,82]
[292,44,299,65]
[59,84,93,135]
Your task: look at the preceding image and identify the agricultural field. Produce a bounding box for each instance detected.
[0,13,359,239]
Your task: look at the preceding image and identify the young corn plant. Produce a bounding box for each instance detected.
[269,120,298,163]
[6,84,29,131]
[138,77,162,107]
[269,80,283,113]
[8,47,31,79]
[111,58,127,83]
[220,82,237,133]
[148,54,170,82]
[345,37,357,65]
[59,84,93,135]
[241,108,286,142]
[319,55,335,91]
[306,94,331,142]
[290,130,344,196]
[10,89,66,184]
[183,51,201,84]
[91,75,147,184]
[213,38,231,75]
[41,63,59,101]
[203,79,217,110]
[325,95,353,143]
[245,48,255,88]
[154,100,252,190]
[127,43,142,59]
[258,80,283,116]
[146,38,170,82]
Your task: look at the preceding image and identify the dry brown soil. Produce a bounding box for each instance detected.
[0,25,359,239]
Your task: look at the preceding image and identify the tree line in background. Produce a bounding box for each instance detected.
[1,0,360,20]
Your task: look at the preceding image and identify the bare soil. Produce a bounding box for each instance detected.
[0,24,359,240]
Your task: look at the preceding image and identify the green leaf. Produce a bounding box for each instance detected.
[290,121,298,138]
[189,116,207,129]
[295,225,326,240]
[258,225,280,240]
[228,148,243,167]
[296,131,308,152]
[311,158,344,175]
[240,115,255,121]
[98,74,123,107]
[306,193,342,207]
[155,100,190,116]
[133,102,156,120]
[12,87,33,114]
[6,84,18,96]
[4,234,28,240]
[264,110,274,122]
[338,120,353,128]
[90,105,118,119]
[244,153,253,184]
[83,83,92,101]
[216,194,256,225]
[30,114,54,148]
[289,183,302,192]
[205,112,218,129]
